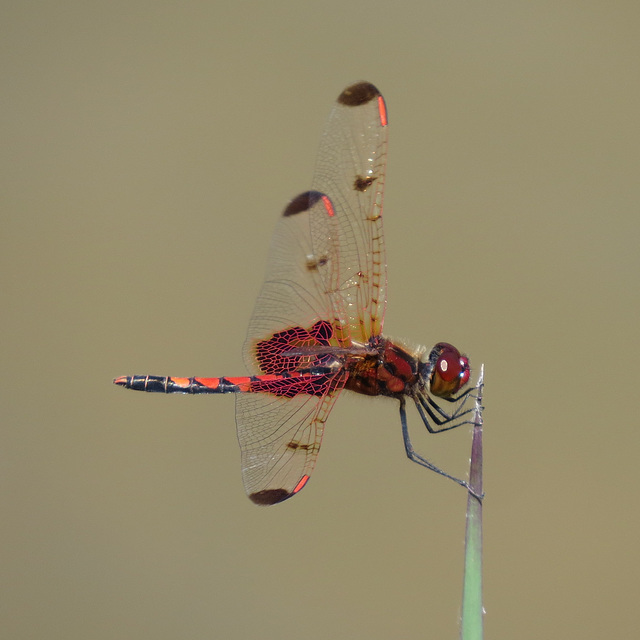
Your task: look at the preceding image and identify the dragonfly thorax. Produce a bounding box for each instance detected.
[343,336,422,398]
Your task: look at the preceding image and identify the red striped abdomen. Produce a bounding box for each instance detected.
[113,372,338,397]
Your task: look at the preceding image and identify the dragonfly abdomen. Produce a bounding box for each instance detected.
[114,375,256,394]
[114,372,338,397]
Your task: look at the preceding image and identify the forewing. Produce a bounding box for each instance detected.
[242,82,389,374]
[243,192,344,374]
[311,81,389,344]
[238,191,347,504]
[237,82,389,504]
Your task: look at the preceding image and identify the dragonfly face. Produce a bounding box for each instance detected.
[114,82,476,505]
[423,342,471,399]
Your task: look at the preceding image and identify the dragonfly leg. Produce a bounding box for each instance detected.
[436,385,476,404]
[399,398,483,501]
[417,389,477,431]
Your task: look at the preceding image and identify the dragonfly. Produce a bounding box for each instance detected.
[114,81,478,506]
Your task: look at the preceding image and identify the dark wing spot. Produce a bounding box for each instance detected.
[282,190,324,217]
[249,489,292,505]
[354,175,376,192]
[287,440,311,451]
[338,82,381,107]
[306,253,329,270]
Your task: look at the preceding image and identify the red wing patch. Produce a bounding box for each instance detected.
[255,320,335,374]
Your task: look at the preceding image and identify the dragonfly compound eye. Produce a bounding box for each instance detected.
[458,355,471,387]
[430,343,470,398]
[437,348,461,381]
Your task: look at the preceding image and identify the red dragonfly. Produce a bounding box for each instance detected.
[115,81,477,505]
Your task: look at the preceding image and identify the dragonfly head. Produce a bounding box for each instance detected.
[425,342,470,398]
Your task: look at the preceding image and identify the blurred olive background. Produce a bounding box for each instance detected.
[3,2,639,639]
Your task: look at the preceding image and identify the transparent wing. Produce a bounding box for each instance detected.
[243,82,389,373]
[242,192,343,374]
[311,81,388,344]
[237,82,389,504]
[236,372,345,505]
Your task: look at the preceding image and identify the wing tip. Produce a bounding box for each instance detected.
[249,488,294,506]
[337,81,381,107]
[282,190,325,217]
[248,475,310,505]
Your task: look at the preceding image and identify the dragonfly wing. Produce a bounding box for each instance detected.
[310,81,389,343]
[239,192,348,506]
[238,82,389,504]
[243,192,343,374]
[243,82,389,373]
[236,373,345,505]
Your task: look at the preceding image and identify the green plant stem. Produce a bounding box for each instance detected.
[460,365,484,640]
